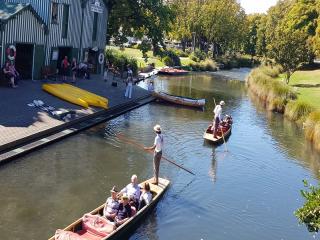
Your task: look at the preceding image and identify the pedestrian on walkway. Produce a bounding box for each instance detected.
[144,124,164,185]
[61,56,70,82]
[71,58,78,83]
[104,61,110,82]
[124,65,134,98]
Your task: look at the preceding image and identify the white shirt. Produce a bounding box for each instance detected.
[154,134,163,153]
[121,183,141,201]
[213,104,222,121]
[139,191,152,205]
[103,197,119,216]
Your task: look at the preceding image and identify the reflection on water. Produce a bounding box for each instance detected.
[0,72,319,240]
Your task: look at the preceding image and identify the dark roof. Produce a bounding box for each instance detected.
[0,2,47,31]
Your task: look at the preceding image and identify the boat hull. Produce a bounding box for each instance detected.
[153,91,205,108]
[203,125,232,144]
[48,178,170,240]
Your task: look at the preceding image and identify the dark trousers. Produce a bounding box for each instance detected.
[153,151,162,182]
[214,117,220,137]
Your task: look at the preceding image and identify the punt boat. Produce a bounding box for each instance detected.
[49,178,170,240]
[203,116,233,144]
[158,67,189,75]
[152,91,205,108]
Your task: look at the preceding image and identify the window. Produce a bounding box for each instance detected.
[92,12,98,41]
[62,4,69,38]
[51,2,58,24]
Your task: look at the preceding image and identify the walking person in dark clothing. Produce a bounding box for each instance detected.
[61,56,70,82]
[144,124,164,185]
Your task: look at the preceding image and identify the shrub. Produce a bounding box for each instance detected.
[304,111,320,150]
[284,100,314,122]
[163,56,174,67]
[161,49,181,66]
[188,59,217,72]
[189,49,207,62]
[295,180,320,233]
[104,48,138,76]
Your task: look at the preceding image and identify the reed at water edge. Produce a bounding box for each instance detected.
[246,65,320,151]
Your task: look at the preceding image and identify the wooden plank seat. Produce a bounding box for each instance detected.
[41,66,59,81]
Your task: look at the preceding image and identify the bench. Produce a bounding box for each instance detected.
[41,66,59,81]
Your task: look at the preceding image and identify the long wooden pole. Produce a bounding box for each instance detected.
[117,133,195,175]
[213,98,228,152]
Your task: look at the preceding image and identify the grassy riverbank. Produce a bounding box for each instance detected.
[247,66,320,150]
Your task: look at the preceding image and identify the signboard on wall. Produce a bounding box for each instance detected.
[90,0,103,13]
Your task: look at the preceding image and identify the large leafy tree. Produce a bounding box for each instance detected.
[244,14,263,58]
[106,0,174,54]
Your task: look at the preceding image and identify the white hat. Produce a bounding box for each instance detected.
[153,124,161,132]
[220,101,225,106]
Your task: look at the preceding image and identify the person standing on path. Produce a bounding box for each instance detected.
[144,124,164,185]
[124,65,134,98]
[71,58,78,83]
[212,100,225,138]
[61,56,70,82]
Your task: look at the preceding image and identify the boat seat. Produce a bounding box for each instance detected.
[54,229,86,240]
[82,213,114,237]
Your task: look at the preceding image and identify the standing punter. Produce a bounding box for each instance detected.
[213,100,225,138]
[144,124,164,185]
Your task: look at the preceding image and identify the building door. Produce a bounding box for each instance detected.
[15,44,34,79]
[88,49,98,74]
[57,47,72,73]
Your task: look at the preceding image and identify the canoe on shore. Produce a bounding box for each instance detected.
[153,91,206,108]
[203,116,233,144]
[158,68,189,75]
[42,84,108,109]
[48,178,170,240]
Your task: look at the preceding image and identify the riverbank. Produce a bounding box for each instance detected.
[246,66,320,150]
[0,75,154,164]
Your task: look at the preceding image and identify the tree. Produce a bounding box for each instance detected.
[107,0,174,55]
[244,14,263,58]
[269,29,309,83]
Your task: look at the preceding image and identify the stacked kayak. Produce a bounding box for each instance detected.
[42,84,108,109]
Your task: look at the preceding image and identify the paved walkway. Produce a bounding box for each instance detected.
[0,74,150,149]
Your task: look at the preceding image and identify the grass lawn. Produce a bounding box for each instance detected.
[284,70,320,110]
[106,46,165,68]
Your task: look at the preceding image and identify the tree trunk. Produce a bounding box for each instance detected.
[285,71,291,84]
[181,40,186,52]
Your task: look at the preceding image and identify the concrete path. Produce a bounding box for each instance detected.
[0,74,151,151]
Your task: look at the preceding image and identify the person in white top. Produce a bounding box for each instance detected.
[103,186,120,221]
[138,182,152,210]
[213,101,225,138]
[125,65,134,98]
[144,124,164,185]
[119,174,141,209]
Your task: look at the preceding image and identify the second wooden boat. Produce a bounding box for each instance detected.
[158,67,189,75]
[203,115,233,144]
[153,91,206,108]
[48,177,170,240]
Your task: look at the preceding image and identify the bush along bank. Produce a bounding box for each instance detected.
[246,66,320,151]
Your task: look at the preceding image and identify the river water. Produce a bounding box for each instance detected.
[0,71,319,240]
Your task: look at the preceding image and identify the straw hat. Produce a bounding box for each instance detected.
[110,186,118,193]
[153,124,161,132]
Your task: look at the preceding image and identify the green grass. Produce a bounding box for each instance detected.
[277,70,320,110]
[106,46,165,68]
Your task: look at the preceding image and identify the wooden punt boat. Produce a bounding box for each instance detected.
[152,91,205,108]
[158,68,189,75]
[203,116,233,144]
[48,178,170,240]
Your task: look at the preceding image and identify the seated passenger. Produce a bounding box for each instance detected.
[114,193,132,227]
[103,186,120,221]
[119,174,141,210]
[2,61,17,88]
[138,182,152,210]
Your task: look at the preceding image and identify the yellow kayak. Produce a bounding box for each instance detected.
[42,84,89,108]
[42,84,108,109]
[60,84,108,109]
[62,84,108,103]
